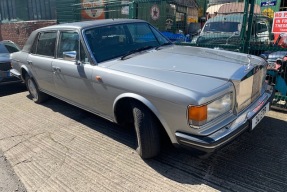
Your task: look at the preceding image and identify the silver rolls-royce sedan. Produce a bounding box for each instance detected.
[10,19,274,159]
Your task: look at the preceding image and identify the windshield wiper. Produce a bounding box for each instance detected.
[121,46,155,60]
[155,42,173,50]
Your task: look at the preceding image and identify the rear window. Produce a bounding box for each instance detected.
[0,42,19,54]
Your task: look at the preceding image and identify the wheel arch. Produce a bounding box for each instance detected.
[21,66,32,81]
[113,93,174,143]
[21,66,40,87]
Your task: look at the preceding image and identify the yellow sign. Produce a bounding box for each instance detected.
[187,16,198,23]
[262,8,274,18]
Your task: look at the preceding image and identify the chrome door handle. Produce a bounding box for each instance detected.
[27,60,33,65]
[52,66,61,72]
[52,66,57,72]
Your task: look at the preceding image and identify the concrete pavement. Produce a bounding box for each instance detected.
[1,83,287,192]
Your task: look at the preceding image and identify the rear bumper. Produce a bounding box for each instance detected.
[9,69,22,79]
[176,85,275,153]
[0,70,21,84]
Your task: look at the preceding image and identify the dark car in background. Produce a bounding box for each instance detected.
[260,51,287,66]
[0,40,21,84]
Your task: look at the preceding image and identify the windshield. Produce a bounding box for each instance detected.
[203,22,241,33]
[84,22,170,63]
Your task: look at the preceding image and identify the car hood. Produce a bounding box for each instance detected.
[106,46,263,92]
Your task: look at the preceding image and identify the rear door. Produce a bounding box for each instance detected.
[27,31,57,93]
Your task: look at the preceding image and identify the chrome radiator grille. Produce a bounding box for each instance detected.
[236,66,265,112]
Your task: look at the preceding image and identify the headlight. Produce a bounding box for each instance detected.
[188,93,233,127]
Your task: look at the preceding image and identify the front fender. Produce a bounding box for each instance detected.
[113,93,176,143]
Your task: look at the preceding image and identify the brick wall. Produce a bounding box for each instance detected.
[0,20,57,48]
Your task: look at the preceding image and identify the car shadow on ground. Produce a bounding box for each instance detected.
[0,82,26,97]
[38,97,287,192]
[146,116,287,191]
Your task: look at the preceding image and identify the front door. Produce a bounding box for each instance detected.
[52,31,94,108]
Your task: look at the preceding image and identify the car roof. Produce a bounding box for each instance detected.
[207,14,244,22]
[206,13,270,23]
[38,19,147,31]
[22,19,147,53]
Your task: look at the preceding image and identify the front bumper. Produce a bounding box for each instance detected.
[176,85,274,153]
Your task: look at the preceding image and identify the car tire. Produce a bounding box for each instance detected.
[132,102,161,159]
[25,75,48,103]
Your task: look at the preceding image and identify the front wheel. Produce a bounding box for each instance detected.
[132,102,161,159]
[25,75,48,103]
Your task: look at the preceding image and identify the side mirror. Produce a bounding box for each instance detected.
[63,51,77,61]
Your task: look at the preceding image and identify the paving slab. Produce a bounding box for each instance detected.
[0,84,287,192]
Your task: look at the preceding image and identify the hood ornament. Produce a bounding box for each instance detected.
[245,54,252,71]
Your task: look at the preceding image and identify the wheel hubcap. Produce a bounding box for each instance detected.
[28,79,38,100]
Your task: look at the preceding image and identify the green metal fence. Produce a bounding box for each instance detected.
[57,0,198,36]
[56,0,287,110]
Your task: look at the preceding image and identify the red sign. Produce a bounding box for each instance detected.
[272,11,287,33]
[81,0,105,20]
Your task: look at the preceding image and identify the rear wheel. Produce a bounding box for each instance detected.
[25,75,48,103]
[132,102,161,159]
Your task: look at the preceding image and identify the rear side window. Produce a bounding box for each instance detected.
[32,32,57,57]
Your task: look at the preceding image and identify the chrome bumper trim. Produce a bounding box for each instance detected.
[9,69,22,79]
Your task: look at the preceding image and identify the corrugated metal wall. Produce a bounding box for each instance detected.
[56,0,81,23]
[0,0,56,22]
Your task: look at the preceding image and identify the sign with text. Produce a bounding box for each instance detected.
[261,1,277,7]
[272,11,287,33]
[81,0,105,20]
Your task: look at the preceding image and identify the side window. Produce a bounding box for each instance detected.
[57,31,79,59]
[30,34,39,54]
[35,32,57,57]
